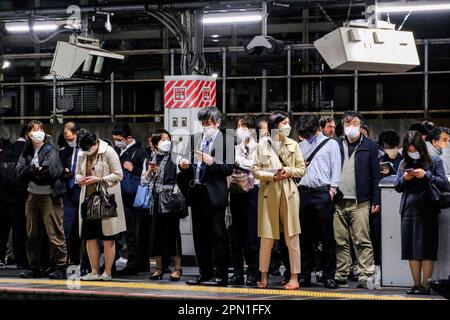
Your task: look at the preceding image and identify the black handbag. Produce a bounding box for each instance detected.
[428,180,450,209]
[159,184,188,219]
[82,182,118,220]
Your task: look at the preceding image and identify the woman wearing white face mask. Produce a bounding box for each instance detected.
[228,115,260,286]
[141,129,184,281]
[16,120,67,279]
[394,130,449,295]
[253,111,306,290]
[76,129,126,281]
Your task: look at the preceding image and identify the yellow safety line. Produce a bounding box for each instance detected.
[0,278,431,300]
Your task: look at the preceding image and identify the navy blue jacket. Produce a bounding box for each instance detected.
[394,156,448,214]
[337,135,381,206]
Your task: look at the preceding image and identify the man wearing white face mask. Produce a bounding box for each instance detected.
[59,122,82,266]
[111,123,149,276]
[177,106,233,287]
[334,111,380,289]
[426,127,450,175]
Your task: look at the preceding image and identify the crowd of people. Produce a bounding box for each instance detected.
[0,108,449,295]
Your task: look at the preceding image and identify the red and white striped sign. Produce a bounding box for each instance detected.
[164,76,216,109]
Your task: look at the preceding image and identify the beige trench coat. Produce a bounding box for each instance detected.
[75,139,126,237]
[252,137,306,239]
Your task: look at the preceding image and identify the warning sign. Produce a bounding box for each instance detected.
[202,88,211,101]
[174,87,186,101]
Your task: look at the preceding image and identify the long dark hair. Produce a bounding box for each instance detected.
[23,120,46,154]
[402,130,432,169]
[267,111,290,132]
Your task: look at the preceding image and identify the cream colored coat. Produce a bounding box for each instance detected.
[252,137,306,239]
[75,139,126,237]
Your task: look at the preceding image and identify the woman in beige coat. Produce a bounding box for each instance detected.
[253,111,306,290]
[75,129,126,281]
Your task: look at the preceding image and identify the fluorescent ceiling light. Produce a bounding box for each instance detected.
[2,61,10,69]
[5,21,58,33]
[212,39,219,42]
[203,12,262,24]
[212,73,218,78]
[211,34,220,38]
[377,3,450,13]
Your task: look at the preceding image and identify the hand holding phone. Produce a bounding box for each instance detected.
[404,168,415,181]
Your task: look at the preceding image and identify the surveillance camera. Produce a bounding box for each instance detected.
[245,35,284,56]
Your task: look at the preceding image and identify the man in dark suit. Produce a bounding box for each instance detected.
[177,107,233,287]
[59,122,82,266]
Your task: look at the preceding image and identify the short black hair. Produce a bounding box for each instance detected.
[408,122,428,136]
[295,114,320,139]
[112,123,132,138]
[319,116,334,129]
[268,111,290,132]
[378,129,400,149]
[421,120,436,133]
[341,111,365,126]
[150,129,171,148]
[237,114,257,129]
[198,107,222,123]
[19,125,27,138]
[427,127,443,142]
[361,125,370,137]
[77,129,98,151]
[257,115,269,126]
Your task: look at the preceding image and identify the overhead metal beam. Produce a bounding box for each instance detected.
[0,0,363,19]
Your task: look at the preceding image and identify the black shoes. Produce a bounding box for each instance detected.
[169,269,183,281]
[429,279,450,299]
[324,279,338,289]
[245,275,258,287]
[299,277,312,288]
[201,277,228,287]
[49,268,67,280]
[20,269,43,279]
[407,286,431,295]
[229,274,245,286]
[149,269,164,280]
[186,276,213,286]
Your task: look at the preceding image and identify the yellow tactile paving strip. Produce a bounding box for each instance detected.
[0,278,433,300]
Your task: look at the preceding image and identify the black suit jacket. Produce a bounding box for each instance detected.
[177,130,233,208]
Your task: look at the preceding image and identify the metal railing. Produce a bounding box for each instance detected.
[1,38,450,122]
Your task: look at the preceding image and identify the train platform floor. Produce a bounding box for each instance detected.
[0,266,444,300]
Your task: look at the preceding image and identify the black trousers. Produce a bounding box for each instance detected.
[370,212,381,266]
[190,185,229,279]
[228,186,260,277]
[63,188,82,265]
[0,199,28,268]
[299,189,336,281]
[122,193,150,271]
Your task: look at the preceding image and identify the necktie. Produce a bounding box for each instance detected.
[69,148,78,189]
[195,137,212,184]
